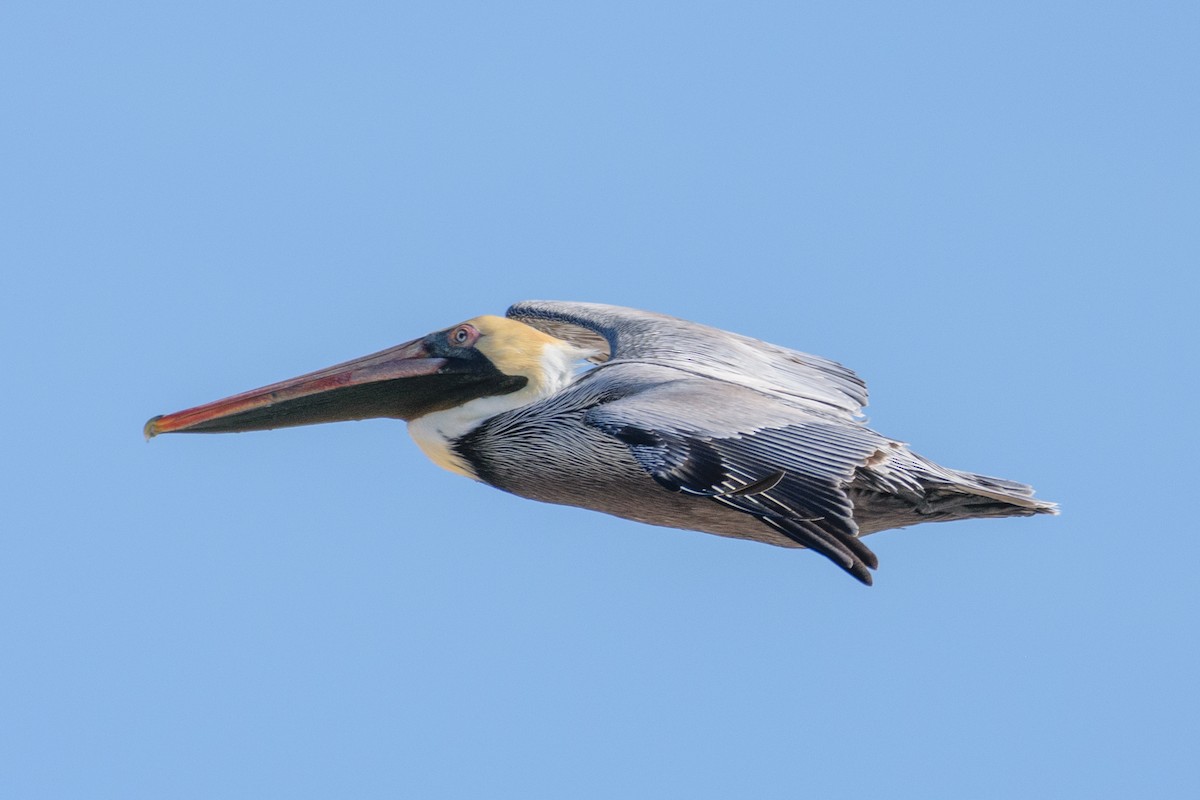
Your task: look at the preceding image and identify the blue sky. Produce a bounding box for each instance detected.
[2,1,1197,797]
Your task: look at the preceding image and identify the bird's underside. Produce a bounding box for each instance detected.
[146,299,1057,586]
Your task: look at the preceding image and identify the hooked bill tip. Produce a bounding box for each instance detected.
[144,415,163,441]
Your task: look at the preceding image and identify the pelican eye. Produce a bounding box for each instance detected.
[451,324,477,346]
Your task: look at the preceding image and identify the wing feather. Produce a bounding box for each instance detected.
[507,300,868,420]
[583,377,887,584]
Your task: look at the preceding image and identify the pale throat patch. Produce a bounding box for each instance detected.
[406,335,598,480]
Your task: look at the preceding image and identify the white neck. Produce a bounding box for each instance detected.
[406,341,593,479]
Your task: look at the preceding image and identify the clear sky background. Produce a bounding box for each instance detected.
[2,2,1196,797]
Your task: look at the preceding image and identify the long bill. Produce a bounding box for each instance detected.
[144,338,451,439]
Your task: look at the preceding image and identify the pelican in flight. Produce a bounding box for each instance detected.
[146,301,1055,584]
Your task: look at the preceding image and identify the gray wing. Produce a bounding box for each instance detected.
[583,376,889,584]
[507,300,868,420]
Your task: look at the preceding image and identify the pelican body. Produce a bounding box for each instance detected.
[146,301,1056,584]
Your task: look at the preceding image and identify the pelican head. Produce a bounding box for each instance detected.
[144,315,594,441]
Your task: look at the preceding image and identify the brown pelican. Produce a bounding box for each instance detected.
[145,301,1056,584]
